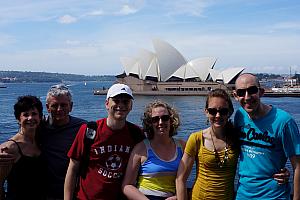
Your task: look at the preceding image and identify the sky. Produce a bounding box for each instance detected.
[0,0,300,76]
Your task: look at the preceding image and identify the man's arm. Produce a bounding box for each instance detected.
[0,142,16,166]
[176,153,194,200]
[64,158,80,200]
[273,168,290,184]
[0,141,18,200]
[290,155,300,200]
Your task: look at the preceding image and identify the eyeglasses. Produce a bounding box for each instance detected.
[151,115,170,123]
[236,86,259,97]
[207,108,229,116]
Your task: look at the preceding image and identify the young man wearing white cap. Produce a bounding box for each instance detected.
[64,83,145,200]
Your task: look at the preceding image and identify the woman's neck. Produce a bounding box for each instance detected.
[210,126,225,139]
[18,128,36,143]
[152,135,173,145]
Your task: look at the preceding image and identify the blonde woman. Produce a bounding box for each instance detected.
[122,100,185,200]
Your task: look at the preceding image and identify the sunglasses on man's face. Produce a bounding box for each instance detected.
[51,84,69,90]
[207,108,229,116]
[236,86,259,97]
[151,115,170,123]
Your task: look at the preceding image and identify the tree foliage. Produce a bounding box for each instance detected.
[0,71,116,83]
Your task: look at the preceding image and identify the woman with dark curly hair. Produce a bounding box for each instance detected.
[122,100,185,200]
[0,95,45,200]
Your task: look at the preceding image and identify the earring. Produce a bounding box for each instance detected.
[206,118,209,125]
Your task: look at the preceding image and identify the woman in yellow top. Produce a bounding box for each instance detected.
[176,89,291,200]
[176,88,239,200]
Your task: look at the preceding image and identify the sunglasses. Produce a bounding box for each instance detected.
[236,86,259,97]
[207,108,229,116]
[50,84,69,90]
[151,115,170,123]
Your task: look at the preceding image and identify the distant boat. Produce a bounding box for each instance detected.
[84,82,87,86]
[271,86,300,93]
[270,76,300,93]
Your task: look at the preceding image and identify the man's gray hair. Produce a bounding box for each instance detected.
[46,84,73,103]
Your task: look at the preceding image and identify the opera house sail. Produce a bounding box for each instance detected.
[112,39,244,95]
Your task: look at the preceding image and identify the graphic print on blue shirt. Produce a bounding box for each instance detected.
[234,106,300,199]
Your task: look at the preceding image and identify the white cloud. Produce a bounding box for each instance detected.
[58,15,77,24]
[0,34,16,46]
[65,40,81,45]
[1,32,299,75]
[164,0,212,16]
[117,5,139,15]
[271,21,300,30]
[0,0,299,75]
[87,10,104,16]
[0,1,146,24]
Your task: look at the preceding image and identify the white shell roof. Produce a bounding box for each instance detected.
[188,57,217,81]
[169,57,217,81]
[209,68,220,81]
[131,62,141,77]
[120,39,244,83]
[145,57,159,78]
[120,57,138,75]
[152,38,187,81]
[136,49,156,79]
[216,67,245,83]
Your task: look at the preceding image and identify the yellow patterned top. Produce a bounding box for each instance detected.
[185,130,239,200]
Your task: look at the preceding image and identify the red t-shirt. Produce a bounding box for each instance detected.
[68,118,144,200]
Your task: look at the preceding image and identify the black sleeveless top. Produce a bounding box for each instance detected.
[6,139,45,200]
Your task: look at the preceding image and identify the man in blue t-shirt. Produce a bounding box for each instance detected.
[233,73,300,200]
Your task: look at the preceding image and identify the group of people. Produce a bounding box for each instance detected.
[0,84,85,200]
[0,73,299,200]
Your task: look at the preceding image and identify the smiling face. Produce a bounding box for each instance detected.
[18,107,41,131]
[205,97,230,129]
[234,74,263,116]
[105,94,132,121]
[46,95,73,126]
[151,106,171,138]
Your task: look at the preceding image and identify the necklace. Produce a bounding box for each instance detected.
[210,129,229,168]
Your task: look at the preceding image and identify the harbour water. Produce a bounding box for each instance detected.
[0,81,299,190]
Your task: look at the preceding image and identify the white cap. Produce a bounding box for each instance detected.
[106,83,133,100]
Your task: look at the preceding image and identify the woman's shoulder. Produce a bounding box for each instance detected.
[190,129,206,139]
[132,140,147,154]
[174,138,186,148]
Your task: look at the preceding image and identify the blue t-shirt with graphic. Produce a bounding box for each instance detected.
[234,106,300,200]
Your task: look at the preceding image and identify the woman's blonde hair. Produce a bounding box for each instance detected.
[142,100,180,139]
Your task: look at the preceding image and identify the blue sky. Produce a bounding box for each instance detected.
[0,0,300,75]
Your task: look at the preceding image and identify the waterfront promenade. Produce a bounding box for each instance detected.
[94,88,300,97]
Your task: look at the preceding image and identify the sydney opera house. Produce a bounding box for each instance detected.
[113,39,245,95]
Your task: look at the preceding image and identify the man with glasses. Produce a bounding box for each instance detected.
[64,83,144,200]
[233,73,300,199]
[0,84,86,200]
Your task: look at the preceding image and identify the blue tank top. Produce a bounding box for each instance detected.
[137,138,183,198]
